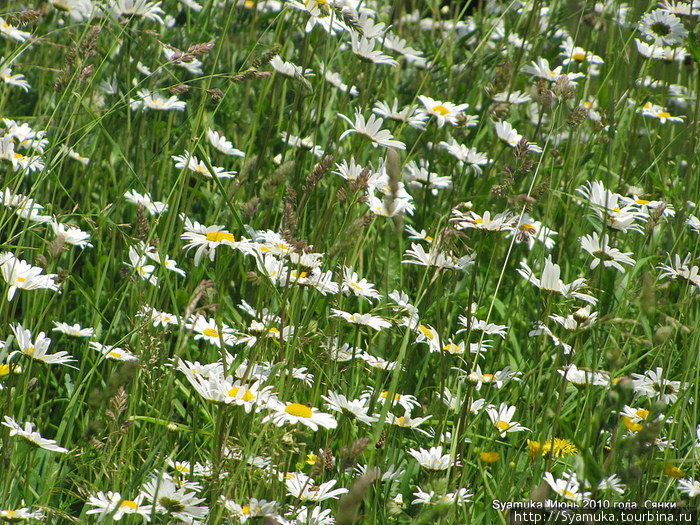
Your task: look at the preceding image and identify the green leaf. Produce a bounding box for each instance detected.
[688,27,700,64]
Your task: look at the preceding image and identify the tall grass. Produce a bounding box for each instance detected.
[0,0,699,523]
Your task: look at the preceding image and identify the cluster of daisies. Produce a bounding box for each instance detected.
[2,0,700,523]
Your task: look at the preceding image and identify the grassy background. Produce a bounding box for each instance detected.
[1,0,699,523]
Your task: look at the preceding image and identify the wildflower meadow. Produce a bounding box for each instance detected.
[1,0,700,523]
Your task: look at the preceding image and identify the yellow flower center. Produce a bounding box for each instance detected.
[17,276,26,283]
[120,500,138,510]
[519,223,536,233]
[495,420,511,431]
[635,199,650,205]
[483,373,495,381]
[425,235,434,241]
[635,409,649,419]
[664,465,685,478]
[442,343,460,354]
[657,111,671,119]
[527,440,542,457]
[572,51,586,61]
[563,490,576,499]
[418,325,434,339]
[480,451,500,463]
[350,282,363,290]
[285,403,312,418]
[242,504,252,515]
[432,105,451,116]
[202,328,219,338]
[380,391,401,401]
[205,231,235,243]
[622,417,642,432]
[396,416,408,426]
[108,351,124,359]
[228,387,255,401]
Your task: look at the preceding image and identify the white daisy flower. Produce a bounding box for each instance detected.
[558,364,610,386]
[136,306,179,328]
[50,222,93,249]
[124,189,169,215]
[141,474,209,522]
[417,95,470,127]
[89,342,138,361]
[340,266,381,300]
[221,496,277,522]
[544,471,590,502]
[522,57,586,84]
[322,392,378,425]
[330,309,391,331]
[408,446,459,470]
[323,68,359,96]
[206,129,245,157]
[172,150,236,179]
[338,110,405,149]
[678,479,700,498]
[181,218,254,266]
[86,491,152,521]
[125,246,158,286]
[631,367,685,404]
[52,321,94,337]
[560,37,604,65]
[0,58,30,91]
[2,416,68,453]
[548,305,598,331]
[263,401,338,430]
[639,8,687,45]
[9,324,75,366]
[517,255,598,304]
[285,473,348,501]
[360,352,398,371]
[402,243,474,271]
[579,232,635,272]
[439,138,490,175]
[187,315,241,347]
[486,403,529,436]
[451,209,515,232]
[129,89,186,111]
[385,411,432,433]
[657,253,700,292]
[411,486,472,505]
[494,120,543,153]
[640,101,685,123]
[0,17,32,42]
[0,508,45,521]
[349,33,397,66]
[373,98,427,129]
[270,55,314,79]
